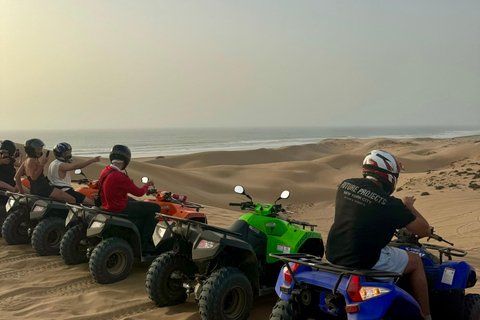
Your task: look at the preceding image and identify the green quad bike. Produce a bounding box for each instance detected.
[146,185,324,320]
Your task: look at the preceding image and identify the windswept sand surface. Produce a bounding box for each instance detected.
[2,136,480,319]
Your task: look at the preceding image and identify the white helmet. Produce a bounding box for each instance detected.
[362,150,403,195]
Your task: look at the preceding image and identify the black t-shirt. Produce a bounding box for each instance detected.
[0,158,16,187]
[326,178,416,269]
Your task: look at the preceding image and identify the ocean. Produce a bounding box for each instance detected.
[2,125,480,158]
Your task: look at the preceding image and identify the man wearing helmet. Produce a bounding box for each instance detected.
[0,140,23,192]
[47,142,101,205]
[15,139,75,203]
[98,145,159,253]
[326,150,432,320]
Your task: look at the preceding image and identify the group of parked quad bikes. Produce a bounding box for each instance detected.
[1,173,479,320]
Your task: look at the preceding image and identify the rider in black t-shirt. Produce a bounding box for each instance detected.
[326,150,432,320]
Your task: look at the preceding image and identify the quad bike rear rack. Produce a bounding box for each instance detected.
[270,253,402,295]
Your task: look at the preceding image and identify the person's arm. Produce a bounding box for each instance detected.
[58,156,101,173]
[15,162,26,193]
[0,181,16,192]
[403,196,431,238]
[124,177,153,197]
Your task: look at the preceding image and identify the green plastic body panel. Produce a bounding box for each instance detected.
[239,212,322,263]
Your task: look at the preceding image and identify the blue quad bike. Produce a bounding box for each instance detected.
[269,228,479,320]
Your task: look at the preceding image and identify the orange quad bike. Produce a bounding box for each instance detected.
[2,170,98,256]
[60,177,207,285]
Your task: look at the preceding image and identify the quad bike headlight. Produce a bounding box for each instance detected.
[197,240,218,249]
[6,198,16,211]
[33,205,46,212]
[90,221,104,229]
[359,287,391,300]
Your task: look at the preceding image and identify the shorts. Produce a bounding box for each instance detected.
[30,176,55,198]
[372,246,409,278]
[61,187,86,204]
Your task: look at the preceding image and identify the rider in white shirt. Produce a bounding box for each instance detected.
[47,142,101,205]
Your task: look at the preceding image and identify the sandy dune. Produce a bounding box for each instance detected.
[2,136,480,319]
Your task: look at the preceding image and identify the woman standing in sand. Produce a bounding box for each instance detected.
[15,138,75,203]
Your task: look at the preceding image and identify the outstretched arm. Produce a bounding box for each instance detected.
[0,181,16,192]
[59,156,101,172]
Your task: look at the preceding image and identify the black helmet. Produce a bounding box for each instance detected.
[53,142,73,163]
[0,140,16,156]
[24,138,45,158]
[109,145,131,168]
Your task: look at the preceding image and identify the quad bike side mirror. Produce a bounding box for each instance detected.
[75,169,82,175]
[234,185,245,195]
[142,177,149,184]
[280,190,290,199]
[275,190,290,204]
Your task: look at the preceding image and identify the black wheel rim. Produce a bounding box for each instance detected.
[75,238,90,256]
[223,286,246,319]
[18,221,31,237]
[47,229,62,246]
[166,270,186,296]
[105,251,127,275]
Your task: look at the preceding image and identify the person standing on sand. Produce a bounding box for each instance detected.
[15,138,75,203]
[326,150,433,320]
[98,145,159,253]
[47,142,101,205]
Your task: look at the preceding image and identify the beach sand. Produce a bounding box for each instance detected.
[1,136,480,319]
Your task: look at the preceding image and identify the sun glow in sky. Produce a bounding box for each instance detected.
[1,1,479,130]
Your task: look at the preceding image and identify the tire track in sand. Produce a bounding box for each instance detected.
[0,253,39,265]
[0,277,100,309]
[94,302,157,320]
[0,261,63,280]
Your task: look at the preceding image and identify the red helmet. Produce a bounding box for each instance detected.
[362,150,403,195]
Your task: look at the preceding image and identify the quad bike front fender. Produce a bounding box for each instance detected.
[30,199,69,220]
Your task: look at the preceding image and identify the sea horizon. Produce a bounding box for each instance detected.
[2,125,480,158]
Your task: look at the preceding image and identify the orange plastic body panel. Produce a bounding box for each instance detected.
[21,178,30,188]
[75,180,99,200]
[144,199,206,221]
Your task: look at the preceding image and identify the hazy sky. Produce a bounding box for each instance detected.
[1,1,479,130]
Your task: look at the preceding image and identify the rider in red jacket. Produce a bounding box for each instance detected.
[99,145,158,253]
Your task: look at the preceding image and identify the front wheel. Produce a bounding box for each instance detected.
[145,251,196,307]
[60,224,92,265]
[89,237,134,284]
[2,206,36,245]
[31,217,66,256]
[269,299,300,320]
[0,204,9,237]
[464,294,480,320]
[198,267,253,320]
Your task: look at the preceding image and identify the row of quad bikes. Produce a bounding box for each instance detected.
[0,172,479,320]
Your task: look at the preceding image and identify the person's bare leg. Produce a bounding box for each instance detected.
[82,197,94,205]
[403,251,430,317]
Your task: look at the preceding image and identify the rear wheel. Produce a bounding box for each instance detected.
[89,237,133,284]
[31,217,66,256]
[464,294,480,320]
[199,267,253,320]
[145,251,196,307]
[60,224,91,265]
[2,206,36,245]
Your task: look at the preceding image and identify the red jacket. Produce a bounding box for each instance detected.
[99,165,148,212]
